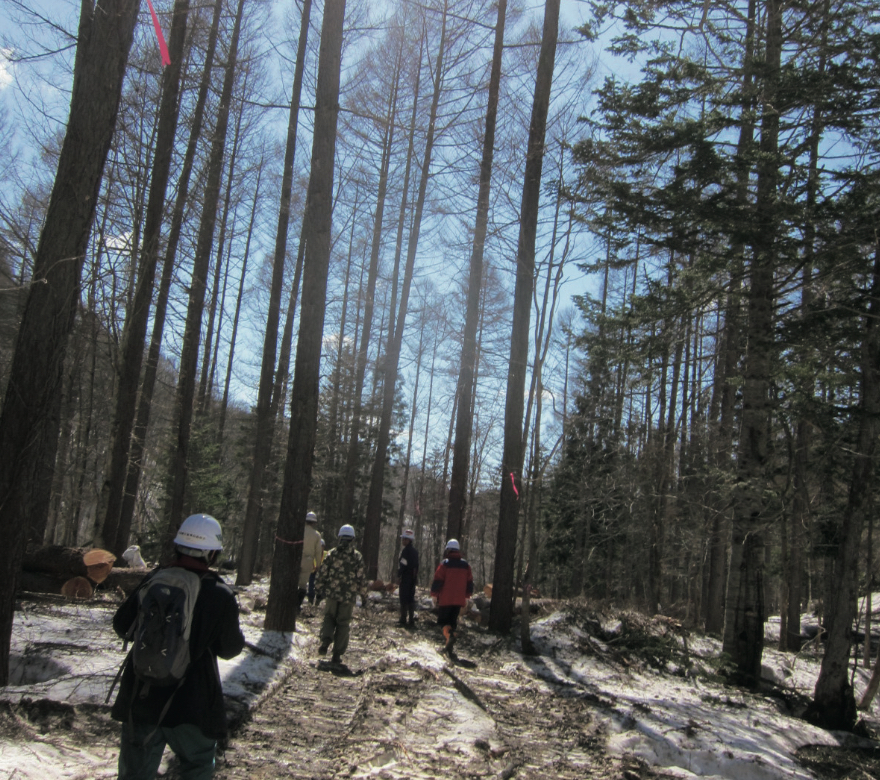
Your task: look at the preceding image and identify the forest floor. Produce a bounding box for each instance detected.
[2,588,880,779]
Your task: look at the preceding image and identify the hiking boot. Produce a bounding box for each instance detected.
[318,641,329,656]
[331,653,342,664]
[442,625,455,653]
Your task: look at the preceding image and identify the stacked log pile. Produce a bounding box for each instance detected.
[19,545,148,599]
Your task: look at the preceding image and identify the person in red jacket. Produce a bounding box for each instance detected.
[430,539,473,657]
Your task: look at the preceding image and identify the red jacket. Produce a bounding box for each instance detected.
[430,551,474,607]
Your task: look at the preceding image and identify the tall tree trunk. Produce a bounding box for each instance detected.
[489,0,559,634]
[339,44,410,530]
[447,0,507,540]
[782,0,828,653]
[93,0,191,554]
[387,316,425,580]
[721,0,783,685]
[219,158,263,444]
[0,0,140,685]
[265,0,346,632]
[116,0,225,554]
[806,243,880,730]
[703,0,757,637]
[163,0,246,545]
[236,0,312,586]
[361,4,449,579]
[198,89,246,416]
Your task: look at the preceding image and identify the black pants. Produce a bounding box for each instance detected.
[436,605,461,632]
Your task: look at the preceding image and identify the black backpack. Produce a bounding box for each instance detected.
[127,566,205,688]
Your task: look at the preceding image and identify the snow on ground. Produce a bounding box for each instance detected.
[1,578,879,780]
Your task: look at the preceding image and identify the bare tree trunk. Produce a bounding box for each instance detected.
[704,0,757,637]
[721,0,782,685]
[93,0,191,554]
[219,158,263,443]
[0,0,140,685]
[339,43,410,530]
[362,4,448,579]
[198,89,247,416]
[237,0,312,586]
[447,0,507,540]
[265,0,346,632]
[489,0,559,634]
[115,0,225,554]
[163,0,246,547]
[806,243,880,730]
[387,315,425,580]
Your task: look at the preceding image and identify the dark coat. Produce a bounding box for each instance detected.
[398,543,419,585]
[110,555,245,739]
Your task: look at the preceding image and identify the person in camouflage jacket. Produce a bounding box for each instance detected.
[315,524,367,664]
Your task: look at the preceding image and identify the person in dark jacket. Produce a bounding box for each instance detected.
[430,539,473,657]
[398,529,419,627]
[111,513,245,780]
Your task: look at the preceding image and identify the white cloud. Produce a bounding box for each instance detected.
[0,49,13,91]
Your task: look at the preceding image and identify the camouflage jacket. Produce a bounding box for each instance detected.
[315,538,367,604]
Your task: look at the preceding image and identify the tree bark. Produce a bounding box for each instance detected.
[94,0,191,555]
[237,0,312,586]
[116,0,225,554]
[339,43,409,531]
[721,0,783,685]
[163,0,246,547]
[489,0,560,634]
[447,0,507,541]
[362,3,449,579]
[806,243,880,731]
[0,0,140,685]
[265,0,347,632]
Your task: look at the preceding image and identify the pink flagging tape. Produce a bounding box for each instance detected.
[146,0,171,66]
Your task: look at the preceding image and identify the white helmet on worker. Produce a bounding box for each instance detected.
[445,539,460,551]
[401,529,415,541]
[306,511,318,524]
[174,514,223,552]
[338,524,356,538]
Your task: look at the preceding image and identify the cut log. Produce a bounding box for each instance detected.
[23,545,116,584]
[61,576,94,600]
[84,549,116,584]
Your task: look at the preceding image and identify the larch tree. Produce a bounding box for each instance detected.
[447,0,507,542]
[0,0,141,685]
[489,0,559,634]
[163,0,247,547]
[265,0,347,633]
[94,0,193,556]
[237,0,312,587]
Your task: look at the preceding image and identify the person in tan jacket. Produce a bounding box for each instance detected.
[298,511,324,611]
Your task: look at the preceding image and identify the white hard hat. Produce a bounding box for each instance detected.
[306,511,318,523]
[338,524,355,538]
[401,529,415,541]
[445,539,460,551]
[174,514,223,551]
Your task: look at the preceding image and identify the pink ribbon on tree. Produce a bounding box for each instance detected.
[510,472,519,498]
[146,0,171,67]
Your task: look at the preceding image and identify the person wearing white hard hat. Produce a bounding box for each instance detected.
[315,524,367,664]
[430,539,473,658]
[397,529,419,627]
[297,511,323,613]
[110,513,245,780]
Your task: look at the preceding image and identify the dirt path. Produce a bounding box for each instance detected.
[214,607,657,780]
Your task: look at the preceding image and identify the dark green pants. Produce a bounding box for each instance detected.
[118,722,216,780]
[320,597,355,656]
